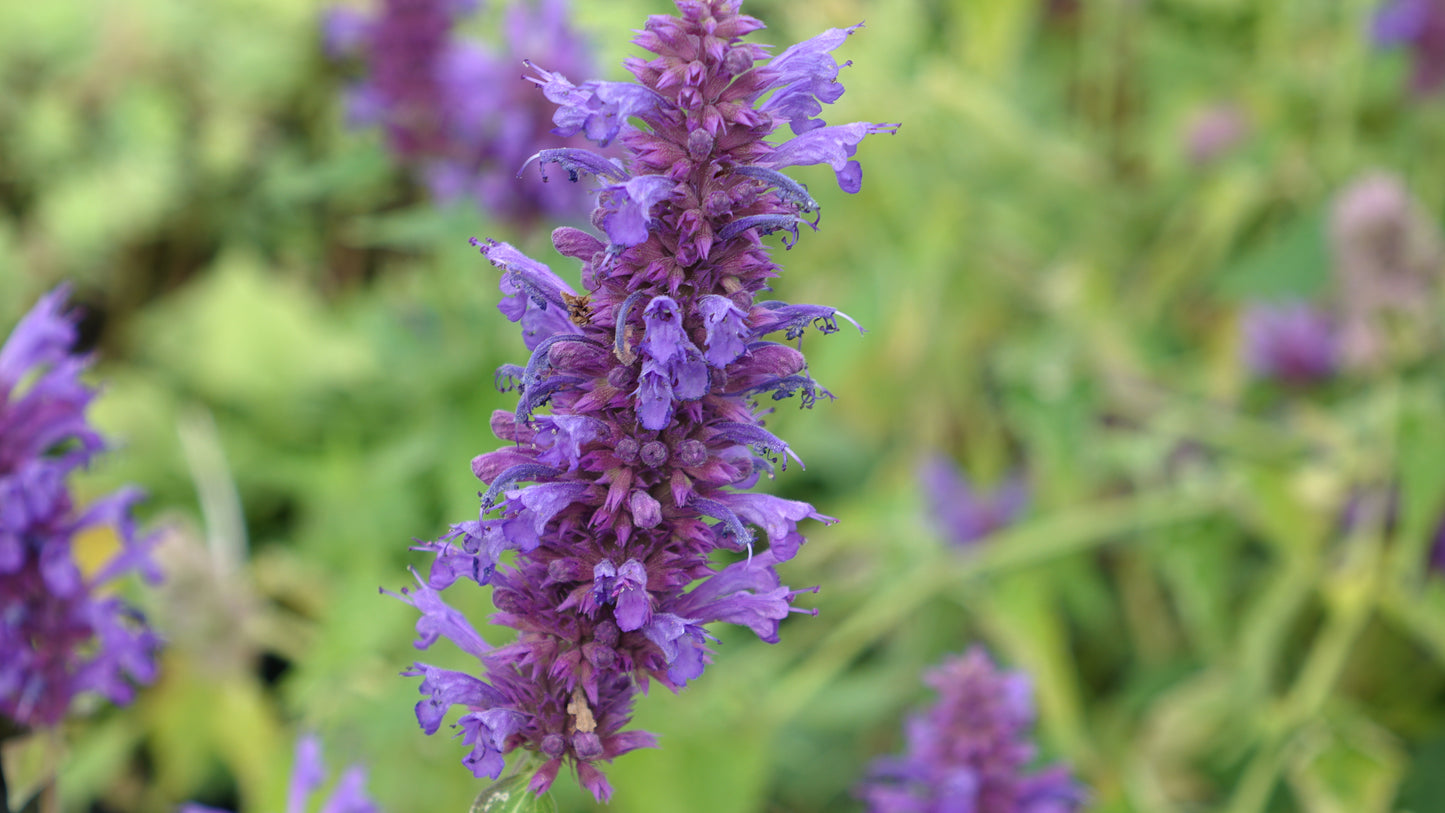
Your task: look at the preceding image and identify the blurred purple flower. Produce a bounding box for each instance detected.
[1240,301,1339,385]
[1372,0,1445,94]
[181,734,380,813]
[324,0,597,226]
[921,456,1027,547]
[0,286,160,730]
[1329,171,1444,369]
[393,0,894,801]
[1184,102,1249,166]
[857,647,1087,813]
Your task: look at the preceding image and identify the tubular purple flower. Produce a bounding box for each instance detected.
[921,456,1028,547]
[393,0,890,799]
[857,647,1087,813]
[1,286,160,730]
[753,23,863,133]
[761,121,902,193]
[600,175,677,247]
[526,63,669,146]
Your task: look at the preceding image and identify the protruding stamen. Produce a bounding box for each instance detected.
[717,214,814,248]
[520,148,629,183]
[480,464,564,512]
[613,290,648,365]
[732,166,820,222]
[709,422,804,470]
[689,496,756,559]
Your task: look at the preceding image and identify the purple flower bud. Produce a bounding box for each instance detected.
[676,439,709,468]
[629,489,663,528]
[615,436,641,463]
[640,440,669,468]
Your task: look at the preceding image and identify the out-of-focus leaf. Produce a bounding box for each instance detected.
[2,730,62,812]
[1213,210,1330,301]
[1286,710,1404,813]
[135,253,377,408]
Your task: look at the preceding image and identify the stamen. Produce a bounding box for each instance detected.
[709,422,804,470]
[613,290,648,365]
[521,148,629,183]
[732,165,820,222]
[481,464,564,512]
[688,496,756,560]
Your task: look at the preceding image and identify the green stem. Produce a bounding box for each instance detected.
[1226,538,1382,813]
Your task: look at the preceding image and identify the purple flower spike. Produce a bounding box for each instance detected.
[1372,0,1445,94]
[392,0,890,800]
[323,0,600,225]
[857,647,1088,813]
[1,286,160,730]
[184,734,381,813]
[1240,301,1339,385]
[921,456,1028,547]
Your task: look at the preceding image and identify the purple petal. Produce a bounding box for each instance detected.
[286,735,327,813]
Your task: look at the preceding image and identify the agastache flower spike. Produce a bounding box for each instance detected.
[324,0,599,225]
[180,734,381,813]
[394,0,892,800]
[857,647,1088,813]
[1,287,161,730]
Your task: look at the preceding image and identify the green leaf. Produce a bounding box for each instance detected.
[2,730,62,812]
[1213,210,1330,302]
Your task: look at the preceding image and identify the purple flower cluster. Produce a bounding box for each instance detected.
[181,734,379,813]
[1,287,160,730]
[1373,0,1445,94]
[325,0,598,225]
[858,647,1086,813]
[921,456,1027,547]
[390,0,895,800]
[1240,301,1338,385]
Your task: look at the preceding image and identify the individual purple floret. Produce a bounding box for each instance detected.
[324,0,597,226]
[180,734,380,813]
[0,286,160,730]
[921,456,1027,547]
[857,647,1087,813]
[1240,301,1339,385]
[391,0,894,800]
[1373,0,1445,94]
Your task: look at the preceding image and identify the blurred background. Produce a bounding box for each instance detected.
[4,0,1445,811]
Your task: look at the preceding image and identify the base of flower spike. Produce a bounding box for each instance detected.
[472,770,558,813]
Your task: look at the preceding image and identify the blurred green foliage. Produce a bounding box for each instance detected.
[4,0,1445,811]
